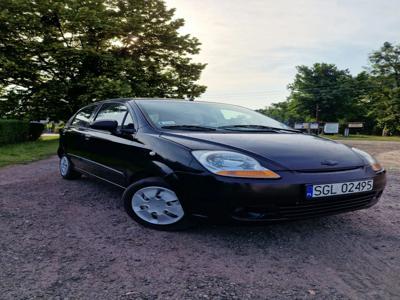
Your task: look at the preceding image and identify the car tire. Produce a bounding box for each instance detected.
[123,177,193,231]
[59,155,81,180]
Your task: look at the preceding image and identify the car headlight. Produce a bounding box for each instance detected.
[352,147,383,172]
[192,150,280,179]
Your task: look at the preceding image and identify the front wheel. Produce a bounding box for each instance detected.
[122,178,193,231]
[59,155,81,180]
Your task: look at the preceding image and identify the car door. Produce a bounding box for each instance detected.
[62,104,98,170]
[85,102,148,187]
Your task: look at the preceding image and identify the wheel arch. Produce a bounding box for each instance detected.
[57,146,65,158]
[126,160,179,186]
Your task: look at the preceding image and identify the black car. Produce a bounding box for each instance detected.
[58,98,386,230]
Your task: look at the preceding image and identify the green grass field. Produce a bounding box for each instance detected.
[320,134,400,142]
[0,135,59,168]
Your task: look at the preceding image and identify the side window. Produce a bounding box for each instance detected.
[95,103,127,126]
[71,105,97,127]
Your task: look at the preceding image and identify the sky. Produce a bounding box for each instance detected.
[165,0,400,109]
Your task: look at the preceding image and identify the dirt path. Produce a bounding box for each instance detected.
[1,141,400,299]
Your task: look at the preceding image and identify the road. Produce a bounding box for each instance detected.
[0,141,399,299]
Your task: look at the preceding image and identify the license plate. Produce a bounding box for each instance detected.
[306,179,373,199]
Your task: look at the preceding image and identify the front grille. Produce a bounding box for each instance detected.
[231,192,381,222]
[278,192,377,219]
[296,166,363,173]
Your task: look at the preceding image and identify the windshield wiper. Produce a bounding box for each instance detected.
[218,125,301,133]
[161,125,216,131]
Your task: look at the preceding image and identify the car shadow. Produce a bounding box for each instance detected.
[78,173,382,247]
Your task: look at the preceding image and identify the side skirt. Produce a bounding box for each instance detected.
[74,167,126,190]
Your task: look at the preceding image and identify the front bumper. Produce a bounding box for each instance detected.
[167,167,386,222]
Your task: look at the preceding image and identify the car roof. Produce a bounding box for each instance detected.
[88,98,195,107]
[95,97,189,103]
[92,98,254,109]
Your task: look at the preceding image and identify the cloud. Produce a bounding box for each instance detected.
[166,0,400,109]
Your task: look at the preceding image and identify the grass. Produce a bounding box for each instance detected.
[0,135,59,168]
[320,134,400,142]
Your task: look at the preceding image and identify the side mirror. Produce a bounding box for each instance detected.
[90,120,118,132]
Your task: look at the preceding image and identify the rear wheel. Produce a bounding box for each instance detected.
[123,178,192,231]
[59,155,81,180]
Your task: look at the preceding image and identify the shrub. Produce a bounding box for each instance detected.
[0,119,30,145]
[29,122,45,141]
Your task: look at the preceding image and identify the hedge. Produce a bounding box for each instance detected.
[0,119,30,145]
[0,120,45,145]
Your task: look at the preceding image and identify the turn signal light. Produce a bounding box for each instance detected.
[371,163,383,172]
[216,170,280,179]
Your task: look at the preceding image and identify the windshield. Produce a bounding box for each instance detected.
[136,100,291,131]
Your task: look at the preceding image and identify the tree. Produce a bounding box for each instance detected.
[258,43,400,134]
[287,63,358,122]
[0,0,206,121]
[258,64,376,128]
[367,42,400,134]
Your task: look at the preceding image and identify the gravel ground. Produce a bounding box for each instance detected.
[0,141,399,299]
[338,140,400,171]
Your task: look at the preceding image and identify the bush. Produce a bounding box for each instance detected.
[0,119,30,145]
[29,122,45,141]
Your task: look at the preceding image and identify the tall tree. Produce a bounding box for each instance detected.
[287,63,359,122]
[368,42,400,134]
[0,0,206,120]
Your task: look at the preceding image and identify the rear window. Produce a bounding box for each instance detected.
[71,105,97,127]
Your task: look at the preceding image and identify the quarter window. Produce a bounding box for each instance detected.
[71,105,97,127]
[123,111,135,129]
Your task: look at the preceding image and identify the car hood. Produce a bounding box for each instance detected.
[161,132,365,171]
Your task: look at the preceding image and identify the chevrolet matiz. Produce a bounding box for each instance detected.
[58,99,386,230]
